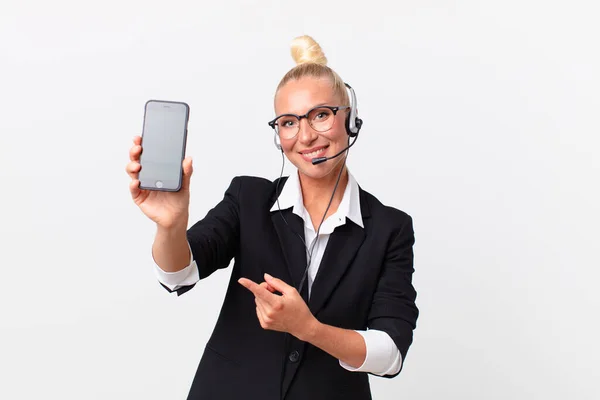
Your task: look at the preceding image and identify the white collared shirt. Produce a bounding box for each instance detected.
[268,168,364,299]
[154,170,402,376]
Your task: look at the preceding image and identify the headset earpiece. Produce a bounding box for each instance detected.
[274,132,282,151]
[344,83,362,138]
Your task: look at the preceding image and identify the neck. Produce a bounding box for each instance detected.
[298,163,349,211]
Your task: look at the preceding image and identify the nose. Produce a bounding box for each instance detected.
[297,118,318,145]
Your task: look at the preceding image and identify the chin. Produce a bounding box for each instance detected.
[291,159,342,180]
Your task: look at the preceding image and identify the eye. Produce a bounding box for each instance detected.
[311,108,332,121]
[278,117,298,128]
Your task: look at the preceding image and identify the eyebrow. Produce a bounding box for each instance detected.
[278,102,333,116]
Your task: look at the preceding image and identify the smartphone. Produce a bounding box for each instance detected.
[139,100,190,191]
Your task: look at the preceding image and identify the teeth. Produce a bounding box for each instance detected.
[303,148,326,157]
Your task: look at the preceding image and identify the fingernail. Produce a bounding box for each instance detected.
[264,273,272,279]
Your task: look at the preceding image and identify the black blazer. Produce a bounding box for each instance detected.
[162,175,418,400]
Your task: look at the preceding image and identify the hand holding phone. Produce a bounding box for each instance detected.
[126,100,193,229]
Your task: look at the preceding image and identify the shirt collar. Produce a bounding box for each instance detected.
[270,169,364,229]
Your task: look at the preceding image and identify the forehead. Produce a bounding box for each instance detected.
[275,77,339,115]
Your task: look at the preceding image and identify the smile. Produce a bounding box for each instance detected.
[300,146,328,158]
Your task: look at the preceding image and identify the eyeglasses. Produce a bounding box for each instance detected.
[268,105,350,140]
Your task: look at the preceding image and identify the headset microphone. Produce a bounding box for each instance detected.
[311,134,359,165]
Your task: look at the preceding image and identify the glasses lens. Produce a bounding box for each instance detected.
[276,115,299,139]
[308,107,335,132]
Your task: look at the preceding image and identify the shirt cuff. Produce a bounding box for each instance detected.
[339,330,403,376]
[153,241,200,291]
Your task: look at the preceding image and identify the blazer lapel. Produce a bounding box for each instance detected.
[270,209,307,289]
[308,188,371,315]
[308,221,365,315]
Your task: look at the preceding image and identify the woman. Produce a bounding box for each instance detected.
[126,35,418,400]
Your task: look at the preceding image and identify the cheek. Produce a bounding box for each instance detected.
[280,138,296,153]
[325,125,348,144]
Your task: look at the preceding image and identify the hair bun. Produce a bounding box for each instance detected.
[290,35,328,66]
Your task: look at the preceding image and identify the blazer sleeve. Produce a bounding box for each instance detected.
[366,214,419,377]
[161,176,242,296]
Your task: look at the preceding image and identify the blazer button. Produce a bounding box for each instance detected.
[288,350,300,363]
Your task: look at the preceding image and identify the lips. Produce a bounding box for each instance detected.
[299,145,328,162]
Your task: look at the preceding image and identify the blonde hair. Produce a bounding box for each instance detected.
[276,35,349,106]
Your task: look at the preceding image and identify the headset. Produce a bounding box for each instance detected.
[272,83,363,386]
[273,83,363,152]
[270,81,364,293]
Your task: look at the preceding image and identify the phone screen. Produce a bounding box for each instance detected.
[139,100,189,191]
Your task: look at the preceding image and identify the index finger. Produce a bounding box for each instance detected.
[260,282,276,293]
[129,140,142,162]
[238,278,276,305]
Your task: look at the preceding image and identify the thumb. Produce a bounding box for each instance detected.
[181,157,193,190]
[264,273,292,295]
[129,179,141,201]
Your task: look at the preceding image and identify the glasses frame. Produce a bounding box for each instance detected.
[268,105,350,139]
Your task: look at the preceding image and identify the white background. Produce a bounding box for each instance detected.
[1,1,599,399]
